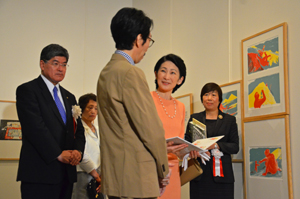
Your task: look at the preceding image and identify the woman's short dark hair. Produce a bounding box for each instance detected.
[110,7,153,50]
[78,93,97,112]
[40,44,69,62]
[154,54,186,93]
[200,82,223,108]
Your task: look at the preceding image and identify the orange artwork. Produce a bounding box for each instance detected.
[247,37,279,75]
[254,90,266,108]
[250,147,282,177]
[259,149,282,176]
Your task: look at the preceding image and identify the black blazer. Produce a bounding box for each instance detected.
[185,110,239,183]
[16,76,85,184]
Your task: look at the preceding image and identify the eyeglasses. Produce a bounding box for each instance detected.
[45,61,69,68]
[148,37,155,47]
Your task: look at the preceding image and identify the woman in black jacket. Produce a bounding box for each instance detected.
[185,82,239,199]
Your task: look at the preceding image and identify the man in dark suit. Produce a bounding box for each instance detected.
[16,44,85,199]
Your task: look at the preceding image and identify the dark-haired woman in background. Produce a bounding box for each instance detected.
[185,83,239,199]
[72,93,104,199]
[151,54,188,199]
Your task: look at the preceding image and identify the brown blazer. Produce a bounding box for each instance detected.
[97,54,169,198]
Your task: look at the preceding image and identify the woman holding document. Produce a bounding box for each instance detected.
[185,82,239,199]
[151,54,187,199]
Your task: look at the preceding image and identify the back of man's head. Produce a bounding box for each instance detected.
[40,44,69,62]
[111,7,153,50]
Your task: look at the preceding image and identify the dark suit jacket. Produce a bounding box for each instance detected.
[185,110,239,183]
[16,76,85,184]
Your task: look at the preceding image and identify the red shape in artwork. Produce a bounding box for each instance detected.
[254,90,266,108]
[259,149,282,176]
[248,45,271,73]
[219,103,226,112]
[254,160,260,172]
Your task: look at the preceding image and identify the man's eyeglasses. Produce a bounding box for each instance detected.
[44,60,69,68]
[148,37,155,47]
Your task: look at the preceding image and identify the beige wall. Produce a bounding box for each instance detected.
[0,1,132,198]
[1,0,300,198]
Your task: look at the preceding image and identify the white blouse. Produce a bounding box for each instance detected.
[76,120,100,173]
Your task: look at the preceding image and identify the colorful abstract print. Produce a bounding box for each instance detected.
[248,73,280,109]
[221,90,237,116]
[247,37,279,74]
[250,147,282,178]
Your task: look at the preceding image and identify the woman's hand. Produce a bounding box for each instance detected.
[95,176,101,193]
[207,143,219,150]
[89,169,101,192]
[189,150,211,159]
[189,150,199,159]
[166,141,188,156]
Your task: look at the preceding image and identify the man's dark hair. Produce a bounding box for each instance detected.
[200,82,223,109]
[110,7,153,50]
[78,93,97,113]
[154,54,187,93]
[40,44,69,62]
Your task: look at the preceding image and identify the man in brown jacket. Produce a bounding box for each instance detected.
[97,7,169,199]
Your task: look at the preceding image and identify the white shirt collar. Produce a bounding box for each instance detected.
[40,74,66,110]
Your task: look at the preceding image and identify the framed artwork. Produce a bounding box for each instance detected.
[220,80,243,160]
[241,22,289,121]
[0,119,21,140]
[243,115,293,199]
[0,100,21,160]
[249,146,282,178]
[175,93,193,129]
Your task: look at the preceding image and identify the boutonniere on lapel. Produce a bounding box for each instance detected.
[72,105,82,137]
[218,115,223,119]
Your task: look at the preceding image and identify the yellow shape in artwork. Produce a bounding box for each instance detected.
[229,104,237,109]
[272,148,282,160]
[264,50,279,66]
[222,94,237,106]
[248,82,277,108]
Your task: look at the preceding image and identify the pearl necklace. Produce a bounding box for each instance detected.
[156,91,176,119]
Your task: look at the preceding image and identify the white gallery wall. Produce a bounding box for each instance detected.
[1,0,300,198]
[0,1,132,198]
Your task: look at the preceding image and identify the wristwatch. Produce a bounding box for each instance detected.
[214,143,218,149]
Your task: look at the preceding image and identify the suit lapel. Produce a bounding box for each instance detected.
[37,76,66,126]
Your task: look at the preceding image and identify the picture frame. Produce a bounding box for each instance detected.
[220,80,243,160]
[0,119,21,140]
[241,22,289,121]
[175,93,193,129]
[0,100,21,160]
[243,115,293,199]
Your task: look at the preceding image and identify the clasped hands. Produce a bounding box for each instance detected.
[57,150,82,166]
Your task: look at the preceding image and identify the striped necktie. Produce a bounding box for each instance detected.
[53,87,67,124]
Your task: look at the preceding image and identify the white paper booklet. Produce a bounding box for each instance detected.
[192,135,224,150]
[166,135,224,155]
